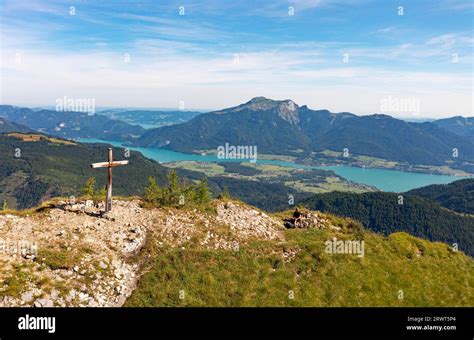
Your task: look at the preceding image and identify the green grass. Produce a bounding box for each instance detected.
[125,219,474,307]
[37,245,90,270]
[166,161,226,176]
[257,154,298,162]
[284,176,370,194]
[0,199,58,217]
[0,264,35,298]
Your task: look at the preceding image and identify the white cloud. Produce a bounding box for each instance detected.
[1,44,472,118]
[376,26,397,34]
[426,33,474,49]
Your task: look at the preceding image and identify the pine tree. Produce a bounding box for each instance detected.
[167,170,181,206]
[144,177,162,204]
[168,170,179,193]
[82,177,96,197]
[181,186,194,207]
[195,177,211,207]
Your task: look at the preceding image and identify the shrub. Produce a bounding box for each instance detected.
[217,186,230,200]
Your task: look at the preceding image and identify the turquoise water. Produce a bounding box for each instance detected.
[79,138,466,192]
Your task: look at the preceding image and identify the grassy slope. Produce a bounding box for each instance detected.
[125,212,474,307]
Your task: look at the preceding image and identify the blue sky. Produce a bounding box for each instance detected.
[0,0,472,117]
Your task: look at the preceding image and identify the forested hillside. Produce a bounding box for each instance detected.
[407,179,474,214]
[433,116,474,142]
[301,191,474,256]
[0,118,30,133]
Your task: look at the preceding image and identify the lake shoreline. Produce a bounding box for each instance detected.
[77,138,469,192]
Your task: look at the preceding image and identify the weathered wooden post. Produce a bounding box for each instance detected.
[91,148,129,212]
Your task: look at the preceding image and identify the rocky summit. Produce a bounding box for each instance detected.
[214,97,300,125]
[0,199,303,307]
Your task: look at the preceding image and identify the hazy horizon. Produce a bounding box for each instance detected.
[1,98,471,121]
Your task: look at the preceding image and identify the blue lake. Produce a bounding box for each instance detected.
[79,138,467,193]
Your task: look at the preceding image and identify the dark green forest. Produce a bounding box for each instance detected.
[301,191,474,256]
[407,179,474,214]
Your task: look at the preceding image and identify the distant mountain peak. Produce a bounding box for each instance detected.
[215,97,300,125]
[433,116,474,140]
[248,96,270,103]
[246,96,297,108]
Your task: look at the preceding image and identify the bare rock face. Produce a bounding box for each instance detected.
[0,199,287,307]
[276,100,299,125]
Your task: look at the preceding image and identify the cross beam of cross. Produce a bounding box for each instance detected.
[90,148,129,212]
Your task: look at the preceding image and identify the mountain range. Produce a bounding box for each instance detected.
[432,116,474,141]
[98,109,203,128]
[0,105,145,140]
[135,97,474,169]
[2,100,473,174]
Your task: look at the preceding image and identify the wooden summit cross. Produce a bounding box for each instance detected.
[91,148,129,212]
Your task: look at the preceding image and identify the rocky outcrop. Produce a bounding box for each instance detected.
[284,210,339,231]
[216,201,283,241]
